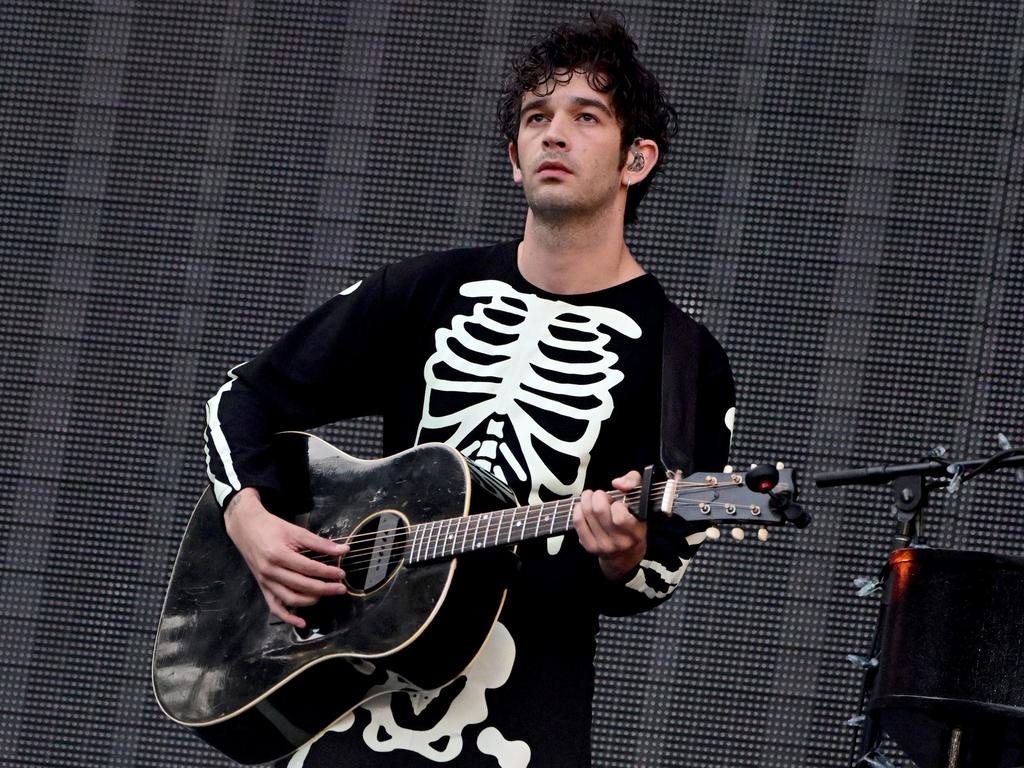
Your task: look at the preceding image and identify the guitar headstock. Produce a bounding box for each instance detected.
[661,463,807,540]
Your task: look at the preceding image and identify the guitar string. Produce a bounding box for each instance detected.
[321,499,758,574]
[301,484,755,570]
[296,477,739,557]
[303,481,762,572]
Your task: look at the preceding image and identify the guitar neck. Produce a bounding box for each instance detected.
[406,493,624,564]
[402,467,792,565]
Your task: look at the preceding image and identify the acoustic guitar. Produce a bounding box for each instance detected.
[152,432,801,764]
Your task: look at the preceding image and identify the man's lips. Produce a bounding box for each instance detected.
[536,160,572,175]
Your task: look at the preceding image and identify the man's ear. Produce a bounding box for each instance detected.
[508,143,523,185]
[620,138,659,187]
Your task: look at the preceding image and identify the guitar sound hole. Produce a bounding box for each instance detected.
[345,511,409,595]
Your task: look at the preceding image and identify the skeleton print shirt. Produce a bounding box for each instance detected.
[205,241,735,768]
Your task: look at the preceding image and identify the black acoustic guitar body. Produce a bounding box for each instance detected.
[152,434,517,764]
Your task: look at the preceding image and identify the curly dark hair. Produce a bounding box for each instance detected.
[497,12,678,225]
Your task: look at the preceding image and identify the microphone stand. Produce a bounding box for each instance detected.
[813,448,1024,768]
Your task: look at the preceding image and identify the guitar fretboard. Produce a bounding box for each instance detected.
[406,492,628,564]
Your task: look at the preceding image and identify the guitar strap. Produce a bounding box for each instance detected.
[659,303,700,476]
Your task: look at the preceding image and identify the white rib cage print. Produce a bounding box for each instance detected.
[416,279,642,504]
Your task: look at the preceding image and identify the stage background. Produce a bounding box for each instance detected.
[1,1,1022,766]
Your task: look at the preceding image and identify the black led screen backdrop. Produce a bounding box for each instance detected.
[1,1,1022,766]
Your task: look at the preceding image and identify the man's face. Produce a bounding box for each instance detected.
[509,70,627,221]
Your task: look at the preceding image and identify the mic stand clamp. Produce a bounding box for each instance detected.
[891,473,927,550]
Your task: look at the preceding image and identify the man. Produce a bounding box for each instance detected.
[205,13,735,768]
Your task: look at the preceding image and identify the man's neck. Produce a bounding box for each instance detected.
[517,210,644,295]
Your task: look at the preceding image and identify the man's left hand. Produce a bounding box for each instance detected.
[574,470,647,583]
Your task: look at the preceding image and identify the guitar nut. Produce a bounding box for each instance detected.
[730,474,742,485]
[750,505,761,516]
[699,502,711,515]
[725,504,736,515]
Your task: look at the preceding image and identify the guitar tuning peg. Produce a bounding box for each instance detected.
[757,527,769,542]
[705,526,721,541]
[731,527,745,541]
[723,464,734,473]
[776,461,785,470]
[749,463,757,469]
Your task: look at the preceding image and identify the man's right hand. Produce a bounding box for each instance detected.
[223,487,349,629]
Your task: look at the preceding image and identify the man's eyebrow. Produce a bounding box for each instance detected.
[520,95,615,117]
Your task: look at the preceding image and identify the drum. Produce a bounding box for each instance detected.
[868,547,1024,768]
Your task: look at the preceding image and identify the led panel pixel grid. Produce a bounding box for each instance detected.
[1,2,1022,767]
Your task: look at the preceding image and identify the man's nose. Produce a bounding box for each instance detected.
[542,114,569,149]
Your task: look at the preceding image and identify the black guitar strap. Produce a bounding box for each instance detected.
[659,303,700,476]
